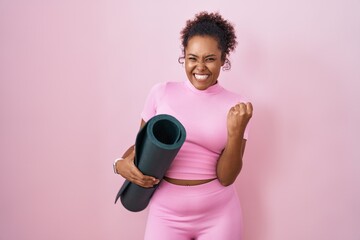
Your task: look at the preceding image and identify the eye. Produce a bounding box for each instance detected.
[188,57,197,62]
[205,57,216,62]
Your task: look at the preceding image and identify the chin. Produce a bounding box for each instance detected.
[194,82,211,90]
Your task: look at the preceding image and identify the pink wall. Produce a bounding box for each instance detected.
[1,0,359,239]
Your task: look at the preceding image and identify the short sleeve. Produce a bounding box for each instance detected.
[140,82,166,122]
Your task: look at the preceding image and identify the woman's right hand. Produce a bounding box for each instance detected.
[116,150,160,188]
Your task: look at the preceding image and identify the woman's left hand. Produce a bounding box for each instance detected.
[227,102,253,138]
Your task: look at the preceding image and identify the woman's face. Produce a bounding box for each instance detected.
[184,35,225,90]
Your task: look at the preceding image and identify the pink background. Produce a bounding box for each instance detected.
[1,0,359,239]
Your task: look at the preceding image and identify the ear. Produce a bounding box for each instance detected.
[221,57,226,66]
[221,54,226,66]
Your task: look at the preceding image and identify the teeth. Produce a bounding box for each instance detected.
[194,74,209,81]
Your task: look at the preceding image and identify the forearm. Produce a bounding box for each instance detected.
[121,145,135,158]
[115,145,134,175]
[115,144,159,187]
[216,135,246,186]
[114,119,158,188]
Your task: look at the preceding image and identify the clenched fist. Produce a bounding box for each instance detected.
[227,102,253,138]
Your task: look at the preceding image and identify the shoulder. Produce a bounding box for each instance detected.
[149,81,166,92]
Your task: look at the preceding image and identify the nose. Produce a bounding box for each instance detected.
[196,62,206,72]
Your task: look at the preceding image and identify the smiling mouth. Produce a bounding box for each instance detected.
[194,74,210,81]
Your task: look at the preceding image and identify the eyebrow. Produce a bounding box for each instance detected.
[187,53,217,58]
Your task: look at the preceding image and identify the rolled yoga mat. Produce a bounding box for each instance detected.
[115,114,186,212]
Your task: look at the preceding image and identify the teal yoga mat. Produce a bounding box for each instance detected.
[115,114,186,212]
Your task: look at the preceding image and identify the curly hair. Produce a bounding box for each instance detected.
[179,11,237,70]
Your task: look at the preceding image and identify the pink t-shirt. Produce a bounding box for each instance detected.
[141,80,249,180]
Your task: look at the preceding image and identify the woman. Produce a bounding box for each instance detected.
[114,12,253,240]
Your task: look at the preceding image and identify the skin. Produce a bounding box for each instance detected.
[184,35,224,90]
[116,35,253,187]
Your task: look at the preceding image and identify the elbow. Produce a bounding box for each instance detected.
[218,178,235,186]
[217,166,243,186]
[217,172,238,186]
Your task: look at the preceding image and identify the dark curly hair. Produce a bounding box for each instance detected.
[179,11,237,70]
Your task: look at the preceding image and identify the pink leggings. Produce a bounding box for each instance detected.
[144,179,243,240]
